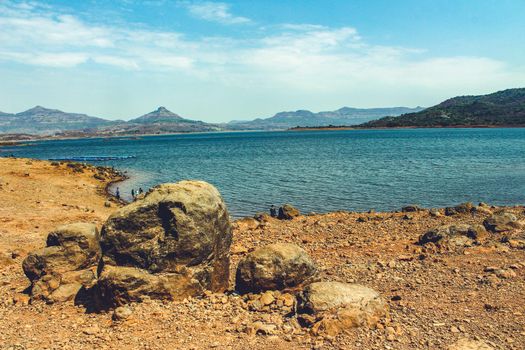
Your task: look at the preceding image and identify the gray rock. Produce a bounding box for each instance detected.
[483,211,522,232]
[99,181,232,305]
[235,243,317,294]
[418,224,488,247]
[297,281,387,336]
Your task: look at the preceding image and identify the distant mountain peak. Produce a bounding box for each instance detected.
[23,105,55,114]
[131,107,185,124]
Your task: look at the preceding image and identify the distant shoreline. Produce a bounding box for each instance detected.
[289,124,525,131]
[2,124,525,145]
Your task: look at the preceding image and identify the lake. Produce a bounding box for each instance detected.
[4,128,525,217]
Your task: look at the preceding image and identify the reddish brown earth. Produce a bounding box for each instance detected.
[1,158,524,349]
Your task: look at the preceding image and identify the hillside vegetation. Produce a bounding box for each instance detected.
[360,88,525,128]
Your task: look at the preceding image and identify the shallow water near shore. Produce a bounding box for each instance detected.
[5,128,525,217]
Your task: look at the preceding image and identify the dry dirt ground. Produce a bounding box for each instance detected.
[1,157,524,350]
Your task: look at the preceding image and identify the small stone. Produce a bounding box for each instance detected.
[281,293,295,307]
[83,325,100,335]
[113,306,132,321]
[12,293,30,305]
[260,291,275,306]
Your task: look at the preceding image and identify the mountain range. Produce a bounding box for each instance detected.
[0,105,422,135]
[2,88,524,136]
[359,88,525,128]
[0,106,116,134]
[224,107,424,130]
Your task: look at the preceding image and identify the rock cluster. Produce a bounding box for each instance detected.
[20,182,387,337]
[22,223,100,303]
[235,243,387,335]
[418,224,488,249]
[22,180,233,307]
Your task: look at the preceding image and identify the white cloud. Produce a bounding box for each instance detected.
[92,55,139,70]
[0,0,523,119]
[179,1,251,25]
[0,51,88,67]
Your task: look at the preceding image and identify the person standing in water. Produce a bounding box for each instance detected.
[131,189,135,199]
[116,187,120,199]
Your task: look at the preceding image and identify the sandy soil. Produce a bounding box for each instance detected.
[0,157,524,350]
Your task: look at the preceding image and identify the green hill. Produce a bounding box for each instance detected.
[359,88,525,128]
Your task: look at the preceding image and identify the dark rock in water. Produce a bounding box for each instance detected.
[445,202,474,216]
[483,211,522,232]
[278,204,300,220]
[235,243,317,294]
[99,180,232,305]
[401,205,422,212]
[297,281,387,336]
[22,223,100,302]
[418,224,488,247]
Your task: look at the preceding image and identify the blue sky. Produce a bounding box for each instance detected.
[0,0,524,122]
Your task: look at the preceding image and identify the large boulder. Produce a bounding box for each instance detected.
[235,243,317,294]
[297,282,387,336]
[418,224,488,248]
[99,181,232,305]
[22,223,100,302]
[483,211,522,232]
[278,204,300,220]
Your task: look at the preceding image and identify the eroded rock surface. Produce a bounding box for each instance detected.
[235,243,317,293]
[22,223,100,302]
[99,181,232,305]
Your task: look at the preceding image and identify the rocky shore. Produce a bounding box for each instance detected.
[1,158,524,350]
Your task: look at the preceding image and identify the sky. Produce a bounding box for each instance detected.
[0,0,524,122]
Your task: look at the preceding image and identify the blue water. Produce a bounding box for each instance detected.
[3,129,525,217]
